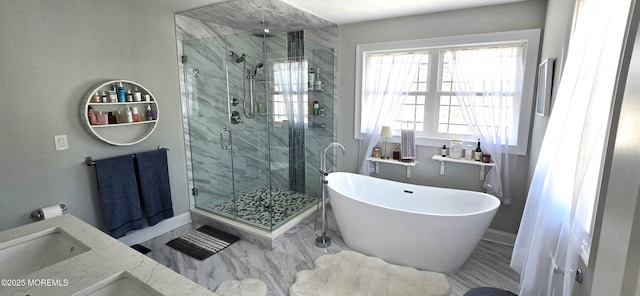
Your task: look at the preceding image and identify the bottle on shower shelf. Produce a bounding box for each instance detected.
[308,68,315,90]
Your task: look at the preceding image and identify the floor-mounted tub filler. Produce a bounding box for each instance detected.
[327,172,500,273]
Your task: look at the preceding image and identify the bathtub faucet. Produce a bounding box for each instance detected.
[316,142,345,249]
[320,142,346,178]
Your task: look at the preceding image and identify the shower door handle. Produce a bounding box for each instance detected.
[219,128,232,150]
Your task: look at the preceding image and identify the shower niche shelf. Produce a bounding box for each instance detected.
[81,80,159,146]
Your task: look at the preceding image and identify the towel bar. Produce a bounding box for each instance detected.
[85,146,168,166]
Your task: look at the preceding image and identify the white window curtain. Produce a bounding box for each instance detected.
[359,53,426,174]
[273,60,308,128]
[450,46,523,205]
[510,0,631,294]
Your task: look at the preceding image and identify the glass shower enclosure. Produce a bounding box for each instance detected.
[177,1,336,232]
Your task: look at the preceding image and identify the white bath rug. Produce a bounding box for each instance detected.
[215,279,268,296]
[289,250,450,296]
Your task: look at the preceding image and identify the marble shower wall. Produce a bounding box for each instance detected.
[175,0,338,214]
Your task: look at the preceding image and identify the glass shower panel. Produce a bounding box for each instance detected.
[183,38,235,217]
[305,41,335,198]
[224,32,270,198]
[176,0,338,235]
[184,32,272,229]
[183,27,336,232]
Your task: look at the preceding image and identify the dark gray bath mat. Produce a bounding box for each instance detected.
[464,287,517,296]
[130,244,151,254]
[166,226,240,260]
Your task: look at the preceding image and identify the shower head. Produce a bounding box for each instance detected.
[247,62,264,79]
[229,51,246,63]
[252,32,275,38]
[253,25,275,38]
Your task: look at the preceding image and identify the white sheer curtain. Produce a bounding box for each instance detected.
[273,60,307,128]
[511,0,631,294]
[450,46,523,205]
[359,53,426,174]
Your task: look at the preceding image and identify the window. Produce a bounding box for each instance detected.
[354,29,540,154]
[272,60,308,125]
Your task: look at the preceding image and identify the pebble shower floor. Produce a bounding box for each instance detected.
[205,187,318,230]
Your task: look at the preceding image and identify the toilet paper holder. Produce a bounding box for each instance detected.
[31,204,67,219]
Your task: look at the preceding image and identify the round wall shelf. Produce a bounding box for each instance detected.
[81,80,159,146]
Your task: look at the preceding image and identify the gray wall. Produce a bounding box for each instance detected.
[528,0,576,182]
[0,0,190,232]
[336,1,547,234]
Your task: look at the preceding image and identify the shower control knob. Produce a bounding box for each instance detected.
[230,111,242,124]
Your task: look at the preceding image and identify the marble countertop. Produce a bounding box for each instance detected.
[0,214,218,296]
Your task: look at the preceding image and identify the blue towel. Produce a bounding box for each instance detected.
[95,155,144,238]
[135,149,174,226]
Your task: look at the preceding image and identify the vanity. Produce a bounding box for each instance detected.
[0,214,217,296]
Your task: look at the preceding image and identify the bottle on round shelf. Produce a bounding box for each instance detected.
[133,87,142,102]
[91,92,100,103]
[108,112,117,124]
[88,107,98,125]
[117,82,125,102]
[146,104,154,121]
[131,107,139,122]
[441,145,447,157]
[474,138,482,161]
[108,91,117,103]
[96,111,108,125]
[125,108,133,123]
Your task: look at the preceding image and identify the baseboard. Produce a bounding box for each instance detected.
[117,212,192,246]
[482,228,516,247]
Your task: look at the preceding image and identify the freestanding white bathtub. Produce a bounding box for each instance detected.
[326,172,500,273]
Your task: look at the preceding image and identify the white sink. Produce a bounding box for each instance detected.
[72,272,163,296]
[0,227,90,279]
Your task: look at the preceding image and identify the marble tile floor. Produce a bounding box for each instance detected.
[141,209,520,296]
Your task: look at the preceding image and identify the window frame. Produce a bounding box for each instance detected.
[354,29,541,155]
